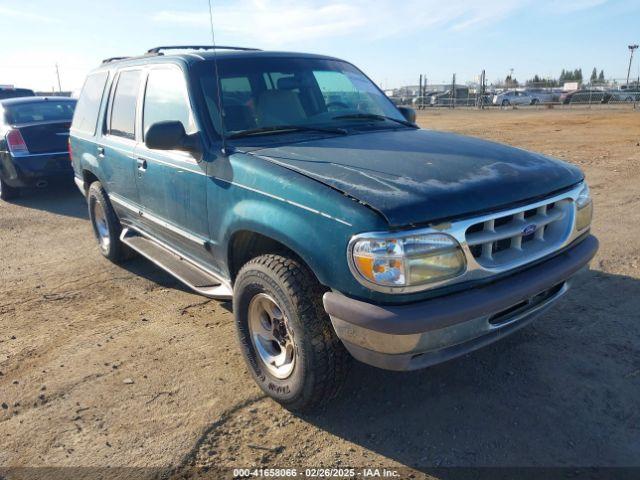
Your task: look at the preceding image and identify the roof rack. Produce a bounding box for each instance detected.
[102,56,131,64]
[146,45,261,54]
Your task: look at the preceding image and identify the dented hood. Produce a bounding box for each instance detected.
[244,128,583,227]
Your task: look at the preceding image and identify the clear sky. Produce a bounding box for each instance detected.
[1,0,639,92]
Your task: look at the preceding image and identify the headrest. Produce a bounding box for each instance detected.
[277,76,300,90]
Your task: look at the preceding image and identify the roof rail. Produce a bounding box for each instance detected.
[146,45,261,54]
[102,56,131,64]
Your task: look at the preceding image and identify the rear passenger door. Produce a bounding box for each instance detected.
[101,68,142,206]
[134,65,209,262]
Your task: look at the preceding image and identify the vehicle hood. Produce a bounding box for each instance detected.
[243,128,583,227]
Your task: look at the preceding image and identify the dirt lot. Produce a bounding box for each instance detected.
[1,107,639,478]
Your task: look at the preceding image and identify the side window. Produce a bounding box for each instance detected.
[108,70,141,140]
[143,68,196,137]
[71,71,108,135]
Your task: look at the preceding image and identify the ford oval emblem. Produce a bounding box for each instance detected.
[522,224,537,236]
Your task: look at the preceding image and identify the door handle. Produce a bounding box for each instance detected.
[136,158,148,171]
[97,146,105,157]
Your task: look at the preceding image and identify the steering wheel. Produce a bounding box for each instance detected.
[325,101,350,111]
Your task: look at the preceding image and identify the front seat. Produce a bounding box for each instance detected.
[256,90,306,126]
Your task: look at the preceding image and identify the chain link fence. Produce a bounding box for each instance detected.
[388,77,640,109]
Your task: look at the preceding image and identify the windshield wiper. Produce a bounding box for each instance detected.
[332,113,417,128]
[227,125,347,139]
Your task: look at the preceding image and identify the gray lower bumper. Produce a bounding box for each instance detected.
[323,235,599,371]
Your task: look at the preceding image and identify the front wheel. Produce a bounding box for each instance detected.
[234,254,351,411]
[0,178,19,201]
[502,99,510,107]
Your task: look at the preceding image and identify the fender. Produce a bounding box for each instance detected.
[220,197,353,288]
[206,152,387,295]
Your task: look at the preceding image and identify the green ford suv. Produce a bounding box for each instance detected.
[70,46,598,411]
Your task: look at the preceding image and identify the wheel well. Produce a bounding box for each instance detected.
[82,170,100,193]
[228,231,312,283]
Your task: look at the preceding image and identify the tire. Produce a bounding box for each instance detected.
[502,99,510,107]
[87,181,126,263]
[531,99,540,105]
[234,254,351,411]
[0,177,19,200]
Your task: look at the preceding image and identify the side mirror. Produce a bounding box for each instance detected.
[397,106,416,124]
[145,121,199,153]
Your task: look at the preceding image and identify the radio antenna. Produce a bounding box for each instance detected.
[207,0,229,154]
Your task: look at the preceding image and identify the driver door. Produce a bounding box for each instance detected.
[134,65,209,263]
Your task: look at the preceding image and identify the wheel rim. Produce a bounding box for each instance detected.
[248,293,296,379]
[91,198,110,252]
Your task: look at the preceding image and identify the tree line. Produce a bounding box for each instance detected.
[504,68,607,87]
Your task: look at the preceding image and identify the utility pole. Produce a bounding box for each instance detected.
[418,74,423,110]
[55,63,62,93]
[423,74,427,109]
[627,45,638,87]
[478,70,486,109]
[451,73,456,109]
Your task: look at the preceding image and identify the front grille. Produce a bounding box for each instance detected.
[465,198,573,269]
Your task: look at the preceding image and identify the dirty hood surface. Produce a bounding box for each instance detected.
[244,128,583,227]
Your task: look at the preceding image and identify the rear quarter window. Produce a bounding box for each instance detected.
[72,71,109,135]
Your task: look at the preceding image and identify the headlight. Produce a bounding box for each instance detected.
[350,233,466,290]
[576,182,593,231]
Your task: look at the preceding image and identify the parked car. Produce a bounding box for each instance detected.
[0,96,76,199]
[525,88,557,104]
[560,89,612,104]
[70,46,598,411]
[0,86,36,100]
[493,90,534,106]
[430,87,470,106]
[412,92,438,109]
[609,90,640,102]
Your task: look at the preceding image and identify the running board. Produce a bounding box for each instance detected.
[120,228,233,300]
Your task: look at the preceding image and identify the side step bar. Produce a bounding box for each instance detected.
[120,228,233,300]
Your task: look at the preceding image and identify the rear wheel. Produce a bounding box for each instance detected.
[234,254,351,411]
[0,178,19,201]
[87,181,126,263]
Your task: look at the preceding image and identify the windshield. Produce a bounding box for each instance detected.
[196,57,407,137]
[4,100,76,124]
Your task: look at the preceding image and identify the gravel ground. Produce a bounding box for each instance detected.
[1,107,639,478]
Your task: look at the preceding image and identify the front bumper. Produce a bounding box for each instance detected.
[323,235,599,371]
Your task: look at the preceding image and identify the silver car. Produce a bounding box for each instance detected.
[493,90,534,106]
[525,88,557,104]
